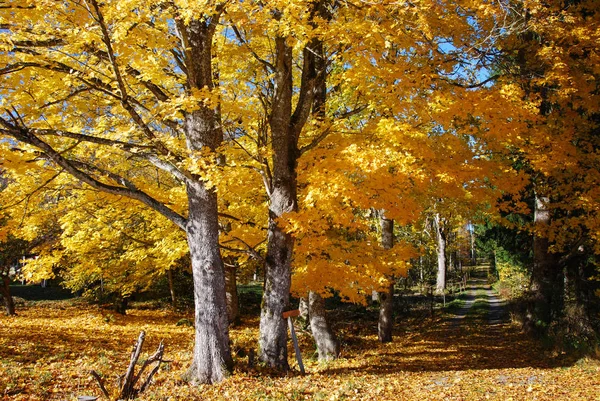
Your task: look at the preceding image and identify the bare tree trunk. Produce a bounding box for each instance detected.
[184,182,233,384]
[224,261,239,325]
[1,275,15,316]
[378,215,394,342]
[260,179,294,370]
[299,296,309,320]
[308,291,339,360]
[528,193,561,331]
[167,269,176,307]
[434,214,447,294]
[563,262,590,330]
[469,223,476,265]
[378,282,394,343]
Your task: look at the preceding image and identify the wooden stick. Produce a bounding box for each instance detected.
[139,341,164,393]
[89,370,110,398]
[121,330,146,398]
[287,317,305,374]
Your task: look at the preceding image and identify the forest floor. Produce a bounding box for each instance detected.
[1,269,599,400]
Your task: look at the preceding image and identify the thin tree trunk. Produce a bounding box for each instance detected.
[378,282,394,343]
[308,291,339,360]
[434,214,447,294]
[469,223,476,265]
[378,215,394,342]
[528,193,561,330]
[167,269,176,307]
[224,262,239,325]
[1,275,15,316]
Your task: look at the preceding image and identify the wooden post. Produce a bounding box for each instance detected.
[282,309,305,374]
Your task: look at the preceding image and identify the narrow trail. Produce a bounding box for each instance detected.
[322,265,599,400]
[448,265,509,327]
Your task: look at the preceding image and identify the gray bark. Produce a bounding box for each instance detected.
[224,262,239,324]
[258,2,325,370]
[180,15,233,384]
[434,214,447,294]
[378,283,394,343]
[259,36,295,370]
[378,215,394,343]
[184,182,233,384]
[299,296,309,320]
[308,291,339,360]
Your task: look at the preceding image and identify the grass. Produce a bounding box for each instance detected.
[443,295,467,316]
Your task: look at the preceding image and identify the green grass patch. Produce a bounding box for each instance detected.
[466,289,490,321]
[444,296,467,316]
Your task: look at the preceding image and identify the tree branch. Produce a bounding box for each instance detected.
[0,117,188,230]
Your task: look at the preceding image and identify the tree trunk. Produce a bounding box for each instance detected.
[378,282,394,343]
[114,295,129,315]
[434,214,447,294]
[378,215,394,342]
[259,32,297,371]
[180,16,233,384]
[308,291,339,360]
[528,194,562,330]
[259,2,325,369]
[299,296,309,320]
[184,181,233,384]
[224,262,239,325]
[260,184,294,370]
[167,269,176,307]
[563,262,593,336]
[1,276,15,316]
[469,223,477,265]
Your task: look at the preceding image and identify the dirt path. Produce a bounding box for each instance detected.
[448,265,508,326]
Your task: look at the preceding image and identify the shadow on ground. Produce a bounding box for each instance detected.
[326,266,577,377]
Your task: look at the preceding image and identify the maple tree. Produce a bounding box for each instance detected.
[0,0,234,383]
[488,0,600,339]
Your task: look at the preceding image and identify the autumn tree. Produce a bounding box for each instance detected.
[495,0,600,338]
[0,0,233,383]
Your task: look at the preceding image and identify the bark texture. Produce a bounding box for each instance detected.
[308,291,339,360]
[434,214,447,294]
[378,215,394,343]
[259,2,326,370]
[528,194,561,330]
[378,283,394,343]
[185,182,232,384]
[1,276,15,316]
[259,35,295,370]
[180,15,233,384]
[224,261,240,325]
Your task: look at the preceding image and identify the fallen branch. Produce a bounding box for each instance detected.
[89,370,110,398]
[88,330,165,400]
